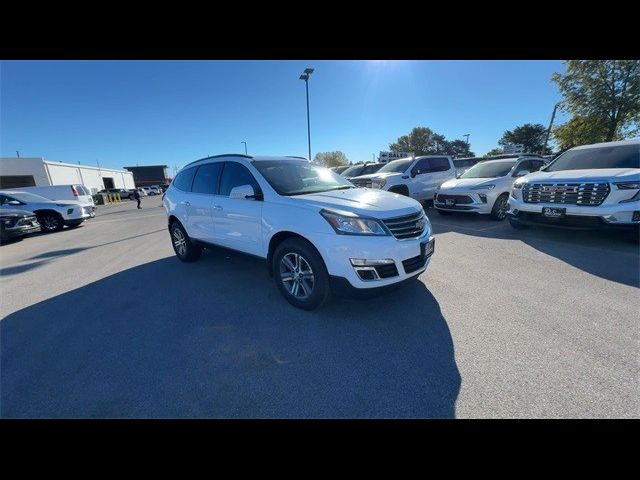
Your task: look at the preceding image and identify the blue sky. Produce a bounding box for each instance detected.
[1,60,568,172]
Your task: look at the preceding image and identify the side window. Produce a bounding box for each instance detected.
[219,162,261,197]
[173,167,197,192]
[191,163,223,195]
[412,158,431,175]
[514,160,532,175]
[532,160,545,171]
[428,157,452,173]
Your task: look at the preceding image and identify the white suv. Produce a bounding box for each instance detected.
[349,156,456,203]
[163,155,435,310]
[435,156,546,220]
[508,139,640,234]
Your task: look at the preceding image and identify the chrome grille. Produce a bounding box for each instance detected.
[522,182,610,206]
[351,178,372,188]
[382,211,426,240]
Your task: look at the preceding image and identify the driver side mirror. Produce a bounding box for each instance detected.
[229,184,262,200]
[515,170,530,177]
[8,200,22,206]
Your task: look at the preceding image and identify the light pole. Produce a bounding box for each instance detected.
[463,134,470,145]
[543,103,560,155]
[299,67,314,161]
[241,141,248,155]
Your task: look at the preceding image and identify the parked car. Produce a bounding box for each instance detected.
[351,156,456,203]
[164,154,435,310]
[0,190,94,232]
[136,187,148,197]
[99,188,136,200]
[452,157,481,176]
[434,157,547,220]
[329,165,350,175]
[508,139,640,235]
[142,186,161,196]
[341,162,385,180]
[0,209,40,244]
[149,185,164,194]
[18,184,95,210]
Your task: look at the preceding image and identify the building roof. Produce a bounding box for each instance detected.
[1,157,131,174]
[123,165,169,169]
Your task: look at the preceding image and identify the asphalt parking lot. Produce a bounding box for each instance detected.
[1,196,638,418]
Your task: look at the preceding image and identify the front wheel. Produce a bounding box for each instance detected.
[37,213,64,232]
[490,194,509,220]
[170,221,202,262]
[273,238,330,310]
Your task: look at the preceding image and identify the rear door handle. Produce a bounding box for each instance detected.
[213,205,223,211]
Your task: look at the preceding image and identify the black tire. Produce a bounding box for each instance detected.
[490,193,510,220]
[388,185,410,197]
[436,209,453,216]
[273,238,330,310]
[508,217,527,230]
[169,221,202,262]
[37,212,64,232]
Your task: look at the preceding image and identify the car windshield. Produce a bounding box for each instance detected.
[545,144,640,171]
[5,192,53,203]
[460,160,517,178]
[253,160,354,196]
[341,165,367,177]
[377,158,413,174]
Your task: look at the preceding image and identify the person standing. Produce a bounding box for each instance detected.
[134,189,142,209]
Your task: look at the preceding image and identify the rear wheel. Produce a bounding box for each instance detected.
[37,213,64,232]
[170,221,202,262]
[273,238,330,310]
[490,193,509,220]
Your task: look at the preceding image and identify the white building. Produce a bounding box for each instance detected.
[0,157,135,193]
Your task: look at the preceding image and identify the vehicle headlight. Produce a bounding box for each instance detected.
[470,184,495,190]
[615,182,640,190]
[321,210,388,236]
[371,178,386,188]
[512,180,526,189]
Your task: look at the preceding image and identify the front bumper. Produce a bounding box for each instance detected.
[433,189,501,214]
[507,196,640,229]
[2,224,41,238]
[311,230,434,290]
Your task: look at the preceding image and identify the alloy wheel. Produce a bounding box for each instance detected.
[280,252,315,300]
[173,228,187,257]
[496,197,508,219]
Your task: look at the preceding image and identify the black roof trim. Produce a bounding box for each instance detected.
[184,154,253,168]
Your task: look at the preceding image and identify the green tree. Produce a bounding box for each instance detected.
[484,148,504,157]
[390,127,440,156]
[552,116,610,151]
[498,123,551,154]
[314,151,349,168]
[552,60,640,143]
[444,139,475,158]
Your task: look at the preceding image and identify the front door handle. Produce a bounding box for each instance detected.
[182,201,191,206]
[213,205,223,211]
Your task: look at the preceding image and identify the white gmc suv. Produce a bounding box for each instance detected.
[349,156,456,203]
[163,155,435,310]
[508,139,640,235]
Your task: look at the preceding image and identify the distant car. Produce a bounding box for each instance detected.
[18,184,95,210]
[435,157,547,220]
[147,186,162,195]
[0,209,40,243]
[149,185,164,194]
[100,188,136,200]
[329,165,350,174]
[137,187,148,196]
[0,190,94,232]
[341,163,385,181]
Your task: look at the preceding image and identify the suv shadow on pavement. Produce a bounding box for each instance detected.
[424,206,640,288]
[1,248,460,419]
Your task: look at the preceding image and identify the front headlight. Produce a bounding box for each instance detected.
[320,210,389,236]
[470,184,496,190]
[513,180,526,189]
[615,182,640,190]
[371,178,386,189]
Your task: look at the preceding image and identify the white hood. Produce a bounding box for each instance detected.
[439,177,501,190]
[290,187,421,218]
[350,172,404,181]
[523,168,640,183]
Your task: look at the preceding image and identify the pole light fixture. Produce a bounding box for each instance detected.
[299,68,314,161]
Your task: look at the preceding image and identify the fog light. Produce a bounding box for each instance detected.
[478,194,487,203]
[350,258,394,266]
[67,208,74,214]
[356,269,377,281]
[633,211,640,222]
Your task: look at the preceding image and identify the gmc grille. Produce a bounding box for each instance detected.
[382,211,426,240]
[522,183,610,206]
[351,178,372,188]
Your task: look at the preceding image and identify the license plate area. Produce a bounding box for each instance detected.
[542,207,566,218]
[445,199,455,206]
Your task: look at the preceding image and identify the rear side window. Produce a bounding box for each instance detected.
[219,162,261,197]
[173,167,197,192]
[428,157,451,172]
[191,163,223,195]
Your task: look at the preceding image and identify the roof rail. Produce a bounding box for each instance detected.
[183,153,253,168]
